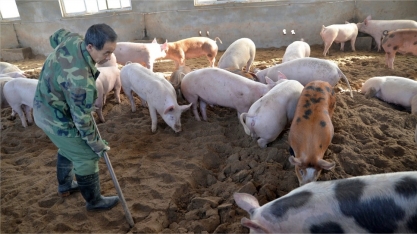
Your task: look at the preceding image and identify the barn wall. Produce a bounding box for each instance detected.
[1,0,416,58]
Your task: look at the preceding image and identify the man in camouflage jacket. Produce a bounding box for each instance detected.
[33,23,119,211]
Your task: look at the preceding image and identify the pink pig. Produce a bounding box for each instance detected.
[164,37,222,69]
[381,29,417,69]
[113,38,168,71]
[181,68,277,121]
[320,21,358,56]
[357,15,417,51]
[95,66,121,123]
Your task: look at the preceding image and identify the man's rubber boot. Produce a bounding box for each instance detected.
[75,173,119,211]
[57,153,79,197]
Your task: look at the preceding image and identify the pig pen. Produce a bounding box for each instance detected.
[1,45,417,233]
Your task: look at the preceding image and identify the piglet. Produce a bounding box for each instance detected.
[113,38,168,71]
[240,72,303,148]
[234,171,417,233]
[357,15,417,51]
[217,38,256,71]
[164,37,222,69]
[255,57,353,97]
[288,81,336,186]
[3,78,38,128]
[381,29,417,69]
[282,39,311,62]
[181,67,277,121]
[120,63,191,133]
[95,66,121,123]
[361,76,417,114]
[320,21,358,56]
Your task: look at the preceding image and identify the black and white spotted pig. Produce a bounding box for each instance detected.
[234,171,417,233]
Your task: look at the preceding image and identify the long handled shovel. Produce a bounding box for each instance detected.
[91,114,135,227]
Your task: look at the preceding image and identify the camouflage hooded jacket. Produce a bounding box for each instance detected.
[33,28,107,154]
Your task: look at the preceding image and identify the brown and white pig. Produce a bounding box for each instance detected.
[320,21,358,56]
[94,66,121,123]
[288,81,336,186]
[120,63,191,133]
[181,67,277,121]
[217,38,256,71]
[164,37,222,69]
[234,171,417,233]
[282,39,311,62]
[381,28,417,69]
[361,76,417,115]
[240,73,304,148]
[357,15,417,51]
[3,78,38,128]
[0,62,26,78]
[224,67,258,80]
[113,38,168,71]
[255,57,353,97]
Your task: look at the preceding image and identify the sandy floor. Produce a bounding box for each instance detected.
[1,43,417,233]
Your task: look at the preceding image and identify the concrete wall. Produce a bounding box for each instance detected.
[1,0,416,58]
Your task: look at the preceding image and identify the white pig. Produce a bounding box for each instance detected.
[282,39,311,62]
[357,15,417,51]
[164,37,222,69]
[3,78,38,128]
[113,38,168,71]
[320,21,358,56]
[255,57,353,97]
[217,38,256,71]
[239,73,304,148]
[381,28,417,69]
[95,66,121,123]
[181,67,277,121]
[0,62,26,77]
[234,171,417,233]
[361,76,417,115]
[120,63,191,133]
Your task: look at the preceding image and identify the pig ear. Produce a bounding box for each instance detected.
[164,105,175,114]
[180,103,192,112]
[233,193,260,212]
[289,156,302,166]
[277,71,288,80]
[265,76,274,84]
[365,15,371,25]
[317,159,336,170]
[241,218,269,233]
[152,38,157,43]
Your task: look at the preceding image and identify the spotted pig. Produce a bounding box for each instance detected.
[234,171,417,233]
[288,81,336,186]
[381,29,417,69]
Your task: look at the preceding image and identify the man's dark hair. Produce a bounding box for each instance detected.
[85,23,117,50]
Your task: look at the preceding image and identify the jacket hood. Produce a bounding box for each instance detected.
[49,28,72,49]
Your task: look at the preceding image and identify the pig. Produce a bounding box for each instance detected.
[120,63,191,133]
[164,37,222,69]
[0,62,26,78]
[320,21,358,56]
[113,38,168,71]
[357,15,417,51]
[282,39,311,62]
[94,66,121,123]
[239,73,304,148]
[217,38,256,71]
[288,81,336,186]
[3,78,38,128]
[381,28,417,69]
[360,76,417,115]
[234,171,417,233]
[255,57,353,98]
[181,68,278,121]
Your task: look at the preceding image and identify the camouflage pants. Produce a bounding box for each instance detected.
[45,132,99,176]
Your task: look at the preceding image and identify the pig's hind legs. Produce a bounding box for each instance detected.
[199,100,208,121]
[24,105,33,126]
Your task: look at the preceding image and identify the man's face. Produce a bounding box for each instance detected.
[86,41,117,65]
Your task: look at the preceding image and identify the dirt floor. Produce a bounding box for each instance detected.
[1,43,417,233]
